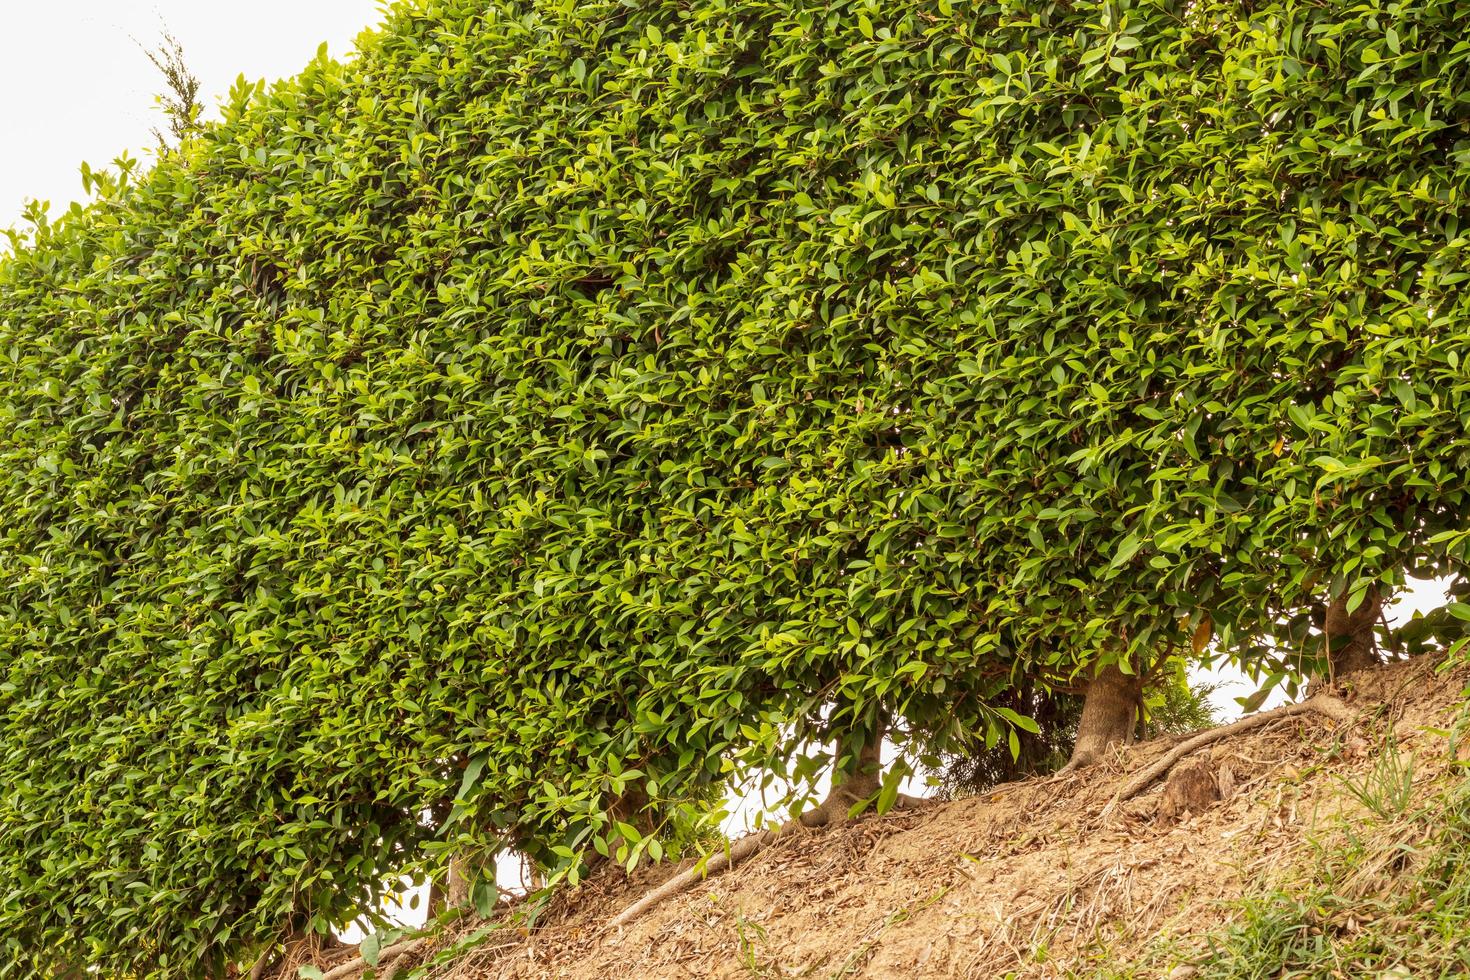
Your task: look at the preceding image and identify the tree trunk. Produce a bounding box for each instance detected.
[1323,586,1382,678]
[1067,659,1143,769]
[799,728,883,827]
[608,785,654,836]
[443,852,473,910]
[446,852,489,909]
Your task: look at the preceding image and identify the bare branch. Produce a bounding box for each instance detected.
[136,27,202,150]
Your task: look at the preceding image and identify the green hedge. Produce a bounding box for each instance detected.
[2,0,1469,974]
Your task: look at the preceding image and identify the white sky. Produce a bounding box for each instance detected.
[0,0,387,226]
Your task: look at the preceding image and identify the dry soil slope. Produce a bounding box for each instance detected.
[374,655,1470,979]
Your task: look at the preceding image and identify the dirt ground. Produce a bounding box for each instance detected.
[315,656,1470,980]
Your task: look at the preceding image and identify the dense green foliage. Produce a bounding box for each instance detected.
[3,0,1470,974]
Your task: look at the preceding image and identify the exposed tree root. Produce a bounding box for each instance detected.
[610,826,780,930]
[248,930,324,980]
[1055,751,1120,778]
[608,751,896,930]
[1101,694,1355,817]
[316,937,426,980]
[248,950,275,980]
[895,791,927,811]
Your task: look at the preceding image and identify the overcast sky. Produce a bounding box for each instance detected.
[1,0,386,226]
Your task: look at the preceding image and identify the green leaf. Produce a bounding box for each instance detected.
[995,706,1041,735]
[472,877,499,918]
[1237,683,1275,715]
[1110,534,1143,568]
[457,756,487,802]
[876,766,904,815]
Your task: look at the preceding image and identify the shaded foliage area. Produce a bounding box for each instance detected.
[2,0,1470,975]
[937,673,1218,797]
[937,685,1085,795]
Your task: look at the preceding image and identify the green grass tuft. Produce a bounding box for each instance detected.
[1109,763,1470,979]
